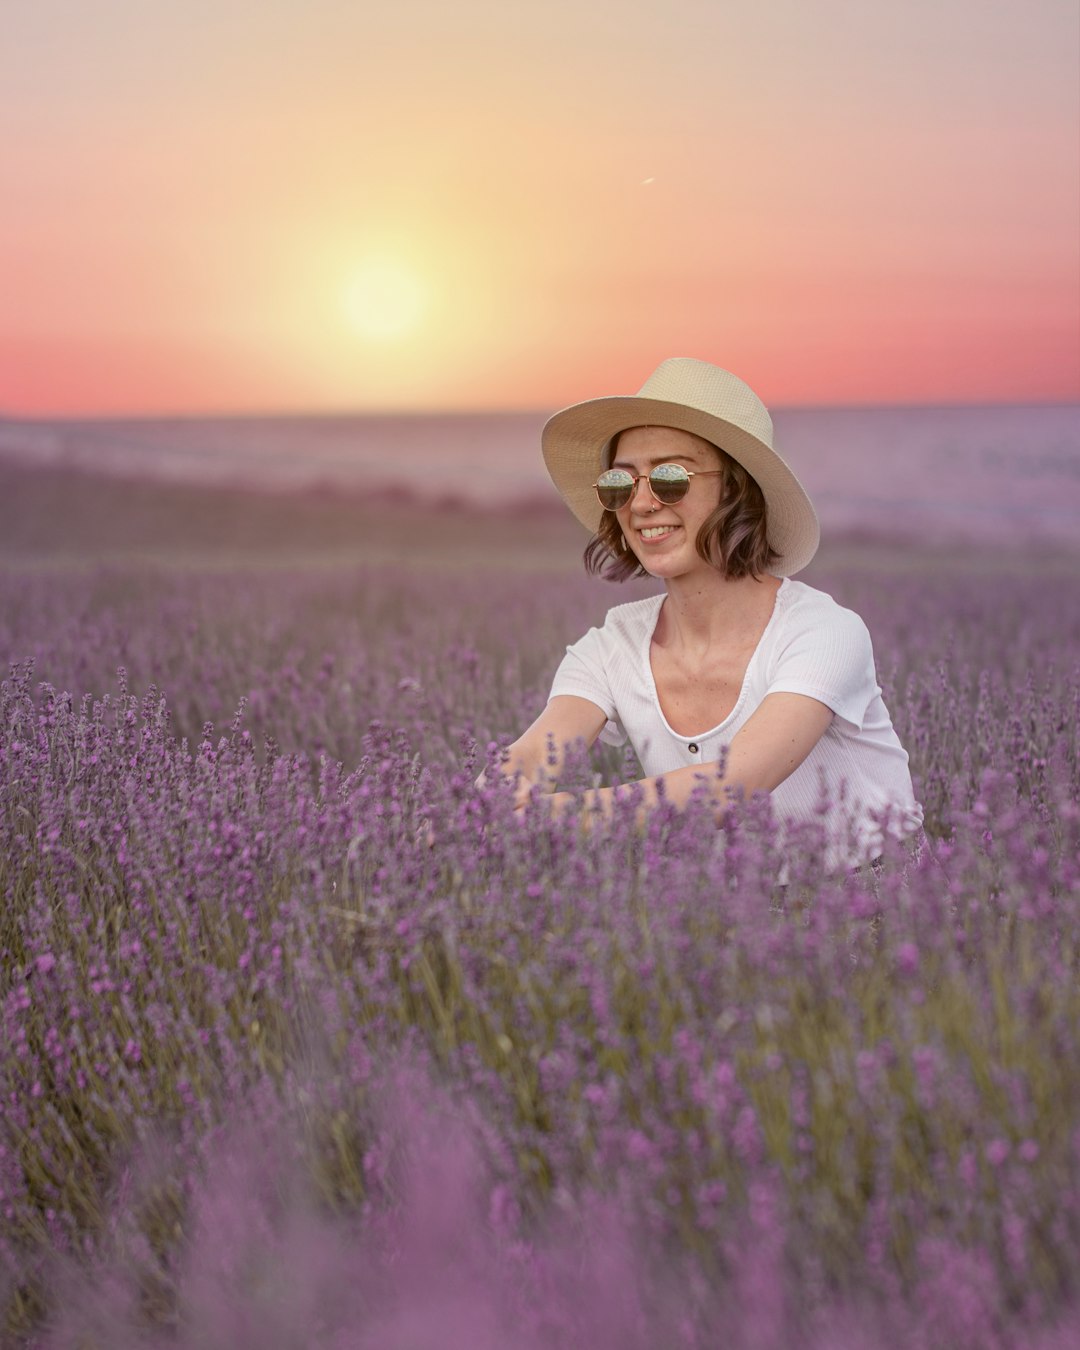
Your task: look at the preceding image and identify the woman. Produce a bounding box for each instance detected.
[495,357,922,869]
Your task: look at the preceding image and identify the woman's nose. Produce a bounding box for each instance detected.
[629,474,656,511]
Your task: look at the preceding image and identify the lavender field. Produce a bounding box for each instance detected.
[3,459,1080,1348]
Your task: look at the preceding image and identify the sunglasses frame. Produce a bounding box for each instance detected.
[592,463,724,512]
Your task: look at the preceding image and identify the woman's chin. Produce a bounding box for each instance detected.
[633,550,699,582]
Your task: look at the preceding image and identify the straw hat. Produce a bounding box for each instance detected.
[541,357,820,576]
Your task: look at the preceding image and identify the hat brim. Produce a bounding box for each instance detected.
[541,395,820,577]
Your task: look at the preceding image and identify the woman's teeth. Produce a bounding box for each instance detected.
[640,525,676,539]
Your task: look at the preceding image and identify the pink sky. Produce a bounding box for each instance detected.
[2,0,1077,414]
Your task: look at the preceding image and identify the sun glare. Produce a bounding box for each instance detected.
[342,259,427,341]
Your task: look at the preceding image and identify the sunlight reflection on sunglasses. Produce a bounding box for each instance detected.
[594,464,722,511]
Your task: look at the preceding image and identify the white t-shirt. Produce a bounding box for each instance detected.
[549,578,922,867]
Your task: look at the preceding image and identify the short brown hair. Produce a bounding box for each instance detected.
[583,430,779,581]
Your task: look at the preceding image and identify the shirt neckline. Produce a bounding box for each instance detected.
[640,577,791,741]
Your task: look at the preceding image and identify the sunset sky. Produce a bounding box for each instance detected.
[2,0,1078,414]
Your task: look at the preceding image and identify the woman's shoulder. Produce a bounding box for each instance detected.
[567,593,663,658]
[597,592,665,637]
[775,578,871,643]
[602,591,661,621]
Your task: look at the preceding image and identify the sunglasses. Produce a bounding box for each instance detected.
[593,463,724,512]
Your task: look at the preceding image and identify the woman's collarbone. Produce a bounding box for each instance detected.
[651,649,745,734]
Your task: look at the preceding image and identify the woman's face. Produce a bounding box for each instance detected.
[610,426,724,580]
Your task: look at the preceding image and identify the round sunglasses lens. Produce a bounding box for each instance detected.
[649,464,691,503]
[595,469,634,510]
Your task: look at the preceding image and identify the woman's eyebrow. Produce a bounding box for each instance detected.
[610,454,703,469]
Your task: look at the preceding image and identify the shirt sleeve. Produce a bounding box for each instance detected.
[765,601,879,730]
[549,626,627,746]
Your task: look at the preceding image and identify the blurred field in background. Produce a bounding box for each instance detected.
[0,456,580,573]
[4,453,1079,577]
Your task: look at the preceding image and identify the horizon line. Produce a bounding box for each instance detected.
[3,394,1079,422]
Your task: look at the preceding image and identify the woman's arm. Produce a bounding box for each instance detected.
[478,695,610,802]
[539,692,834,824]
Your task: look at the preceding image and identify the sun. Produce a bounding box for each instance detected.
[342,259,427,341]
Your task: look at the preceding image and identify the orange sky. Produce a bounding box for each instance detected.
[2,0,1078,414]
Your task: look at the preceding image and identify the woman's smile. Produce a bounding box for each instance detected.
[637,523,681,543]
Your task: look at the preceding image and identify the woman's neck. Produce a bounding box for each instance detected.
[656,570,782,652]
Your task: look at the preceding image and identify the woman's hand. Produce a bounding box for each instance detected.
[475,765,540,810]
[511,774,539,812]
[515,786,619,833]
[514,785,572,817]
